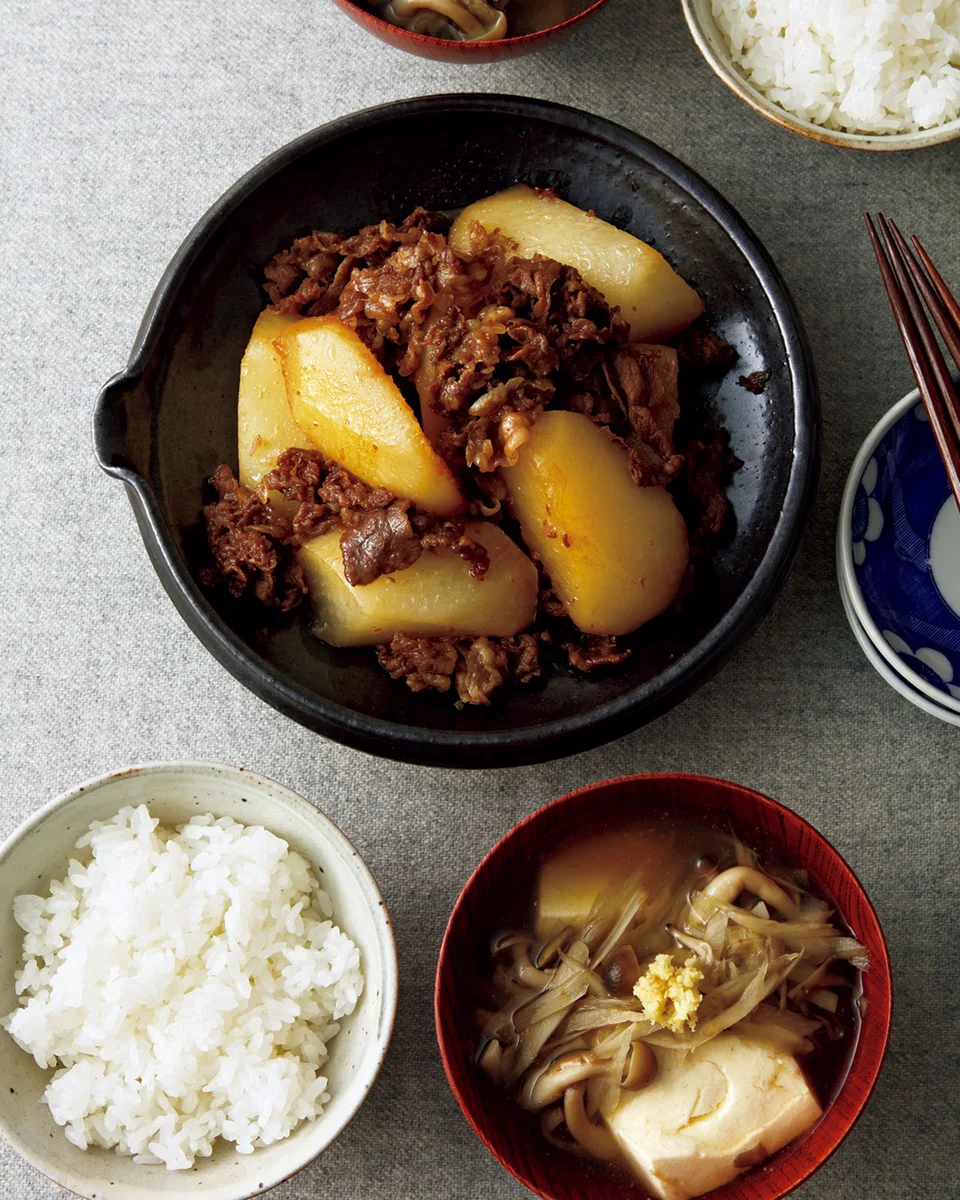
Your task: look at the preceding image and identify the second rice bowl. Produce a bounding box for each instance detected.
[681,0,960,151]
[0,762,398,1200]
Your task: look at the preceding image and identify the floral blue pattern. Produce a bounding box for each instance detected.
[851,402,960,704]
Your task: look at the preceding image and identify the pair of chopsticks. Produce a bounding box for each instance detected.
[865,213,960,510]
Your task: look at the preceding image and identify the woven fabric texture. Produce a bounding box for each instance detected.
[0,0,958,1196]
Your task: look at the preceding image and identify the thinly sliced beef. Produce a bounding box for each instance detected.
[204,449,488,599]
[340,503,422,587]
[738,370,770,395]
[676,432,742,553]
[412,514,488,579]
[677,324,737,377]
[377,635,460,694]
[201,466,307,612]
[564,635,632,672]
[201,206,741,704]
[456,637,509,706]
[378,631,541,705]
[264,208,448,317]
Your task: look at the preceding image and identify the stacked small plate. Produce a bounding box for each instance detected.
[837,385,960,726]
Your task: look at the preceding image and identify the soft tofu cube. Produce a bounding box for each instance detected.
[605,1034,822,1200]
[534,828,682,938]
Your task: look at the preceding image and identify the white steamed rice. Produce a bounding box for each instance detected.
[1,805,363,1170]
[712,0,960,134]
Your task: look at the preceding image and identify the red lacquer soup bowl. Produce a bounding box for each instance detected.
[435,773,892,1200]
[330,0,611,62]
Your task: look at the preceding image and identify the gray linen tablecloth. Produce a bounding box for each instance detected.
[1,0,958,1196]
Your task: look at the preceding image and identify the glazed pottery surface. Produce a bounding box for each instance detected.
[94,95,819,768]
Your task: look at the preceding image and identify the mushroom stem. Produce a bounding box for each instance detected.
[536,926,572,969]
[620,1041,657,1090]
[510,941,555,990]
[387,0,506,39]
[478,1038,504,1082]
[702,866,797,917]
[563,1084,620,1160]
[520,1051,608,1111]
[541,1105,577,1153]
[666,924,716,966]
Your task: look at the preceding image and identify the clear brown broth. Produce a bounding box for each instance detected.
[504,0,597,36]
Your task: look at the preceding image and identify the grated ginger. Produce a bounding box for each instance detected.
[633,953,703,1034]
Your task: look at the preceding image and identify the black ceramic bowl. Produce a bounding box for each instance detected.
[93,94,818,769]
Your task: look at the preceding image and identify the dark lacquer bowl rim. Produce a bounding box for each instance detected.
[434,772,893,1200]
[92,94,819,768]
[331,0,611,56]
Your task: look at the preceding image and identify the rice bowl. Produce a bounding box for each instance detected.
[682,0,960,149]
[4,806,364,1170]
[0,763,397,1200]
[714,0,960,134]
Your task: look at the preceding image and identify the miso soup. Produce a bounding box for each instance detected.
[474,815,867,1200]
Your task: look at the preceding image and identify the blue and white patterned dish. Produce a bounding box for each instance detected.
[838,562,960,727]
[838,385,960,715]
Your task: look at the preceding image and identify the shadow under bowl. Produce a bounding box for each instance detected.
[435,773,892,1200]
[0,762,398,1200]
[329,0,611,61]
[93,93,819,768]
[681,0,960,151]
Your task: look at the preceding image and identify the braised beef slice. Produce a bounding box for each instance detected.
[738,370,770,395]
[201,465,307,612]
[502,633,541,684]
[378,631,541,705]
[264,209,449,318]
[340,503,422,587]
[204,446,486,595]
[412,513,489,579]
[456,637,509,706]
[203,206,742,704]
[677,324,737,377]
[377,634,459,694]
[262,447,394,514]
[675,431,743,554]
[564,635,632,672]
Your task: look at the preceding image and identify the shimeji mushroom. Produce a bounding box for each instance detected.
[702,866,798,917]
[375,0,507,40]
[521,1043,657,1111]
[665,923,716,966]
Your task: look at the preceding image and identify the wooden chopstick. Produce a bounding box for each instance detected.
[864,213,960,509]
[878,215,960,451]
[886,219,960,455]
[911,233,960,367]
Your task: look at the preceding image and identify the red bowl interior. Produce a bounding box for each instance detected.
[435,773,892,1200]
[330,0,610,62]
